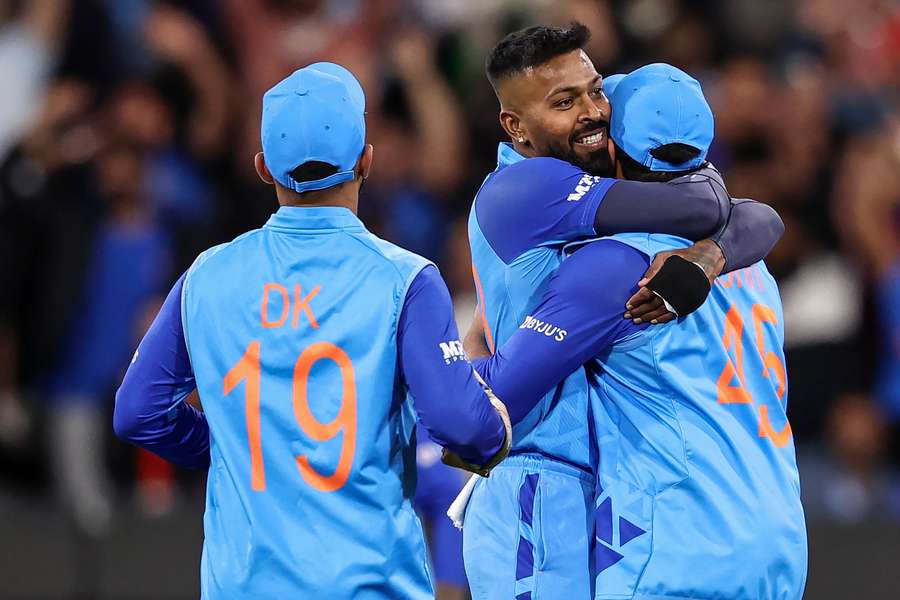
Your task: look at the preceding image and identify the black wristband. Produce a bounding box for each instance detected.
[644,255,710,316]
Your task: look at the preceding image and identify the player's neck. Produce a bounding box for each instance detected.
[275,186,359,214]
[512,140,537,158]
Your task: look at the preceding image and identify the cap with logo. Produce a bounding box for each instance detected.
[261,62,366,193]
[607,63,713,172]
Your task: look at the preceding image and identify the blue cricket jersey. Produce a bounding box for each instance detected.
[115,205,506,599]
[588,233,806,599]
[468,144,612,469]
[468,144,782,468]
[477,235,806,599]
[465,144,786,600]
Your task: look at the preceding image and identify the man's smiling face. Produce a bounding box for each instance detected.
[501,49,613,176]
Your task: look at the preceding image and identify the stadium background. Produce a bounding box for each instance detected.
[1,0,899,598]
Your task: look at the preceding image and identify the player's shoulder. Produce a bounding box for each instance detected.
[184,228,266,284]
[482,156,600,200]
[547,238,650,337]
[345,230,434,283]
[472,158,613,262]
[498,155,584,178]
[476,156,614,221]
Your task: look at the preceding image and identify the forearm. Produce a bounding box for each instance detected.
[712,199,785,271]
[113,274,210,469]
[477,240,647,425]
[114,391,209,469]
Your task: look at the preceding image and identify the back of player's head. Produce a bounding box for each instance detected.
[615,143,703,182]
[288,161,340,187]
[486,23,591,93]
[607,63,713,182]
[261,62,366,194]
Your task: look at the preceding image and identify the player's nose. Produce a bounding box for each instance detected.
[579,95,605,123]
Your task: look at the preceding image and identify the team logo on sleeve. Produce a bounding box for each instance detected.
[520,315,568,341]
[439,340,467,364]
[567,174,603,202]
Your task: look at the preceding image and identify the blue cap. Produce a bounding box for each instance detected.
[608,63,713,172]
[261,62,366,193]
[601,73,625,99]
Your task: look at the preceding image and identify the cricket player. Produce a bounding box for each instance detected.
[461,25,785,600]
[113,63,513,599]
[471,64,806,599]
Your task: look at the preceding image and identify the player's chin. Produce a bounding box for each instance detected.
[571,146,613,177]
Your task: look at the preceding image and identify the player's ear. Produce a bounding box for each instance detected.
[499,110,527,146]
[254,152,275,185]
[357,144,374,181]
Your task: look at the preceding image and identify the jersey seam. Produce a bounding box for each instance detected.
[341,230,429,280]
[181,229,266,372]
[474,165,615,265]
[628,233,693,487]
[470,202,519,339]
[627,333,691,597]
[580,177,617,235]
[340,230,433,341]
[647,329,692,486]
[185,228,267,281]
[471,174,513,265]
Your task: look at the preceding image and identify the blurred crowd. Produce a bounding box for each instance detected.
[2,0,900,597]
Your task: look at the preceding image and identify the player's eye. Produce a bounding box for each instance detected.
[554,97,574,109]
[591,86,605,97]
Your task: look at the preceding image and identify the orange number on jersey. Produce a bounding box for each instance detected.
[751,305,791,447]
[292,342,357,492]
[752,305,786,399]
[715,304,792,448]
[223,341,357,493]
[223,341,265,491]
[716,306,752,404]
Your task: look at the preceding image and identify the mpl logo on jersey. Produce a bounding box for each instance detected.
[567,174,602,202]
[439,340,466,365]
[520,315,567,341]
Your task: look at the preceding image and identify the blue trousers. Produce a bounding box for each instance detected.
[463,454,594,600]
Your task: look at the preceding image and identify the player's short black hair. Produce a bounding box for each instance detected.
[289,161,339,185]
[486,23,591,88]
[615,143,703,182]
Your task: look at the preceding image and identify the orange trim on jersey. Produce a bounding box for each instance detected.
[471,263,496,354]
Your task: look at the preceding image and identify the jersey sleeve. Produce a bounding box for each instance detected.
[475,157,616,263]
[597,165,785,273]
[712,199,785,271]
[397,265,506,464]
[473,240,649,424]
[113,273,210,470]
[594,175,727,240]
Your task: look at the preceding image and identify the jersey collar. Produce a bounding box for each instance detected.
[264,206,365,232]
[496,142,526,169]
